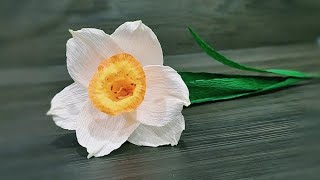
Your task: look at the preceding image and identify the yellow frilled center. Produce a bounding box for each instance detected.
[88,53,146,116]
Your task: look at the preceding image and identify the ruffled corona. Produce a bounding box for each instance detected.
[88,53,146,115]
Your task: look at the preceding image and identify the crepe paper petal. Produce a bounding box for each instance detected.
[188,27,320,79]
[179,72,302,104]
[128,113,185,147]
[47,83,88,130]
[76,102,139,158]
[48,21,191,158]
[67,28,123,87]
[134,65,190,127]
[47,21,320,159]
[111,20,164,66]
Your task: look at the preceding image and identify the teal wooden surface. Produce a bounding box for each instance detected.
[1,0,320,179]
[1,43,320,179]
[1,0,320,67]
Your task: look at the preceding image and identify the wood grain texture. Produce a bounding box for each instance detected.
[1,43,319,179]
[1,0,320,67]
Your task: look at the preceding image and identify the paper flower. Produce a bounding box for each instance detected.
[47,20,190,158]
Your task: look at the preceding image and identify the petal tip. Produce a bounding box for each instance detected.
[68,29,75,36]
[46,109,52,116]
[133,20,142,24]
[170,143,178,146]
[87,153,94,159]
[185,99,191,107]
[126,20,144,32]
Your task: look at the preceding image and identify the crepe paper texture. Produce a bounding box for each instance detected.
[183,28,319,104]
[47,20,319,158]
[48,21,190,158]
[188,28,320,79]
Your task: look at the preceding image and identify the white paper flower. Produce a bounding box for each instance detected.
[47,20,190,158]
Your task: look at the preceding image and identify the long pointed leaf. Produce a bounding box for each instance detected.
[188,27,319,79]
[179,72,301,104]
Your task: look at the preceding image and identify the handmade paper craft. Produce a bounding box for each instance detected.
[47,20,319,158]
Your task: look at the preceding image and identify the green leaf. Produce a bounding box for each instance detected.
[188,27,319,79]
[179,72,301,104]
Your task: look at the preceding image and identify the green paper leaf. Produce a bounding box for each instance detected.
[188,27,319,79]
[183,27,319,104]
[179,72,301,104]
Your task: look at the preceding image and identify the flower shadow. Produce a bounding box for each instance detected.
[50,132,87,158]
[50,132,143,158]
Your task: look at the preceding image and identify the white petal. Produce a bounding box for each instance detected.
[76,102,139,158]
[135,65,190,127]
[111,20,163,66]
[67,28,123,87]
[128,113,185,147]
[47,83,88,130]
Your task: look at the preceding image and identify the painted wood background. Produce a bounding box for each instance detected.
[1,0,320,67]
[1,0,320,179]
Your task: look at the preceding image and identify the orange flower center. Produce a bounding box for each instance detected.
[88,53,146,116]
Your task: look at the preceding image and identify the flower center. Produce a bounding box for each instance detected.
[88,53,146,116]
